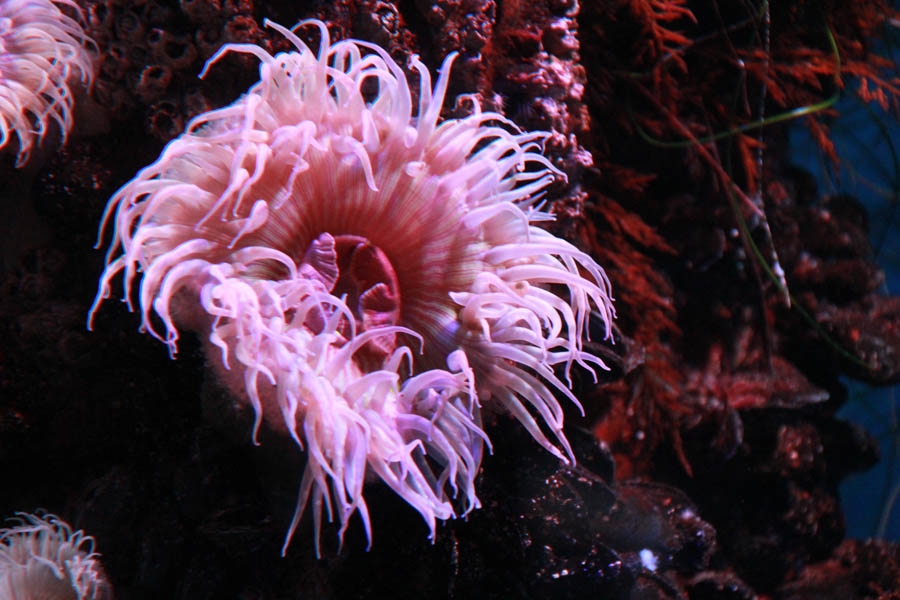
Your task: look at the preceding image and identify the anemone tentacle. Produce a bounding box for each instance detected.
[0,0,94,165]
[0,512,110,599]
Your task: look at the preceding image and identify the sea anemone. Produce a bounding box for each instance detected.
[0,512,111,600]
[90,19,614,554]
[0,0,94,166]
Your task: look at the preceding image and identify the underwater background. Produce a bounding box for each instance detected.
[792,94,900,542]
[1,0,899,597]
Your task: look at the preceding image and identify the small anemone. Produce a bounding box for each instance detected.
[90,19,614,555]
[0,512,111,600]
[0,0,95,165]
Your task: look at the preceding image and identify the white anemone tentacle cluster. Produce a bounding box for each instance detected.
[0,512,110,599]
[90,19,614,555]
[0,0,94,165]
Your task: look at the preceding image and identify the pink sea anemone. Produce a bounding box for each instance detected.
[0,512,111,600]
[90,19,614,554]
[0,0,94,166]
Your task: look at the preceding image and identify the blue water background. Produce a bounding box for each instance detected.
[789,76,900,541]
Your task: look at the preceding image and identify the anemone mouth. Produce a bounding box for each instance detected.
[296,233,402,362]
[249,147,488,369]
[91,18,615,554]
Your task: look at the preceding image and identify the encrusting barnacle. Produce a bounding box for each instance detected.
[90,18,614,555]
[0,0,95,166]
[0,512,111,600]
